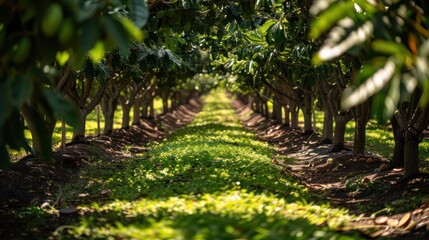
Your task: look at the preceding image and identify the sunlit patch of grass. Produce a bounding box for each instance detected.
[55,90,361,239]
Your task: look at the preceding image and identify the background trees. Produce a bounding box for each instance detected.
[311,0,429,177]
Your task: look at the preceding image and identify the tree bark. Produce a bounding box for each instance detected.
[121,106,131,129]
[101,96,118,135]
[149,98,155,119]
[404,129,420,177]
[353,100,370,155]
[69,74,109,143]
[61,120,66,150]
[273,98,282,123]
[290,102,299,128]
[321,110,333,144]
[316,77,333,143]
[161,92,169,114]
[72,112,87,143]
[97,105,101,136]
[303,94,313,134]
[283,105,290,127]
[263,100,269,118]
[391,116,404,168]
[132,97,143,125]
[332,114,349,152]
[21,104,55,158]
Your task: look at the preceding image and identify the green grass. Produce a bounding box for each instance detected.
[50,90,360,239]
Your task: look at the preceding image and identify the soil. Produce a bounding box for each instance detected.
[0,98,203,239]
[233,99,429,239]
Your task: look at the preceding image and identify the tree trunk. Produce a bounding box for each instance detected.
[321,110,333,144]
[391,116,404,168]
[149,97,155,119]
[316,78,333,144]
[273,98,282,123]
[61,120,66,150]
[283,105,290,127]
[264,100,269,118]
[303,94,313,134]
[101,98,118,135]
[68,75,109,143]
[291,104,299,128]
[141,100,149,119]
[21,104,54,158]
[312,104,317,132]
[353,100,370,155]
[162,93,169,114]
[404,130,420,178]
[353,119,367,155]
[171,93,179,110]
[121,106,131,129]
[132,98,142,125]
[96,105,101,136]
[332,115,349,152]
[72,109,87,143]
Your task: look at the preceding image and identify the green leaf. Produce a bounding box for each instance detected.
[244,32,264,43]
[103,16,130,56]
[260,19,276,35]
[97,62,110,81]
[372,40,411,58]
[23,105,52,160]
[84,59,95,80]
[128,0,149,28]
[56,51,71,66]
[310,1,355,39]
[165,49,182,67]
[80,20,100,54]
[183,0,192,9]
[272,22,285,51]
[88,41,105,62]
[383,72,400,119]
[77,3,99,22]
[118,17,143,42]
[313,21,373,64]
[11,76,33,108]
[3,110,31,152]
[342,58,396,109]
[44,89,79,128]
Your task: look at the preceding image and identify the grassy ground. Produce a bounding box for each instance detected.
[45,90,361,239]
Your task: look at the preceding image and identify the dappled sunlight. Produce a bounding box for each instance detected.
[65,190,353,239]
[55,90,361,239]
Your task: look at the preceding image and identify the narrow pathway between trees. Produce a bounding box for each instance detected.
[52,90,361,239]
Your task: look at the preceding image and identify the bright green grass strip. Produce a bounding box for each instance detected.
[59,90,361,239]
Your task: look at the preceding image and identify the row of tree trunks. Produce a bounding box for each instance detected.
[391,89,429,177]
[101,76,131,135]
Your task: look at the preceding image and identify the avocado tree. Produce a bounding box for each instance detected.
[311,0,429,177]
[0,0,149,167]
